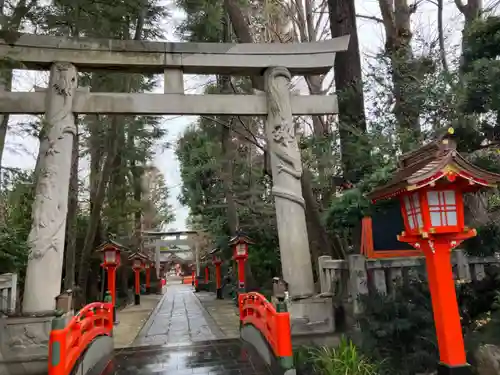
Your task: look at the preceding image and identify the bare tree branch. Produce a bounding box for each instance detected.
[437,0,449,72]
[356,14,384,23]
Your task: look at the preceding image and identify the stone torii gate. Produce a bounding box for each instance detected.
[0,34,348,333]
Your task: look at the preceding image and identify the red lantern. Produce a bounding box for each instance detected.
[132,258,143,269]
[128,252,148,305]
[400,187,463,236]
[210,248,223,299]
[368,129,500,375]
[228,231,254,293]
[97,240,126,322]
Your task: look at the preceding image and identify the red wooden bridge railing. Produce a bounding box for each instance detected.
[48,302,113,375]
[238,292,293,369]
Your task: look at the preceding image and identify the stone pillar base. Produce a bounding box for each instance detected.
[134,294,140,305]
[288,295,334,336]
[0,314,56,375]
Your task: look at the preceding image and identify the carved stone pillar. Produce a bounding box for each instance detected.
[264,66,315,298]
[23,62,77,313]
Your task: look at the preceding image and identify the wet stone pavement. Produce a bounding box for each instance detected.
[132,285,220,346]
[103,284,275,375]
[105,339,273,375]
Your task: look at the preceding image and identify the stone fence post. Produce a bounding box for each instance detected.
[347,255,368,315]
[0,273,17,314]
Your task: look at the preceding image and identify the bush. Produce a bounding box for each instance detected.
[358,270,500,375]
[296,337,380,375]
[358,280,438,375]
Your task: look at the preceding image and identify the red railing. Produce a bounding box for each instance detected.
[48,302,113,375]
[238,292,292,358]
[182,276,194,284]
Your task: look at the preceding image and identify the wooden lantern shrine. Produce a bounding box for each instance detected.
[97,239,127,322]
[128,251,148,305]
[368,128,500,375]
[228,230,254,293]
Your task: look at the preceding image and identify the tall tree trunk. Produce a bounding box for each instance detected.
[77,116,120,305]
[327,0,369,183]
[220,11,240,236]
[0,70,11,177]
[64,121,79,290]
[454,0,482,70]
[437,0,449,73]
[378,0,421,151]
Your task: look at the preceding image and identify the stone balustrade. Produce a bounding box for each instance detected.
[318,251,500,315]
[0,273,17,315]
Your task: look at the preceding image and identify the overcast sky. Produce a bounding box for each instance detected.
[2,0,485,230]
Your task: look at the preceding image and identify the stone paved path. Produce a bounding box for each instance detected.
[106,339,274,375]
[103,284,276,375]
[196,292,240,339]
[113,294,163,349]
[132,284,223,346]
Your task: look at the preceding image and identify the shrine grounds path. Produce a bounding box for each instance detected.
[100,284,276,375]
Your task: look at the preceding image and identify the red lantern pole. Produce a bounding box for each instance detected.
[191,268,196,287]
[134,269,141,305]
[204,266,209,283]
[145,267,151,294]
[98,243,122,324]
[107,265,117,307]
[364,129,500,375]
[215,263,222,296]
[422,240,466,367]
[237,258,246,293]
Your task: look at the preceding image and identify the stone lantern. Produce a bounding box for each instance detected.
[368,128,500,375]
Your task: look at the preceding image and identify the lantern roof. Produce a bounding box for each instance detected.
[228,230,254,245]
[96,239,129,253]
[127,251,149,261]
[209,247,221,255]
[368,129,500,202]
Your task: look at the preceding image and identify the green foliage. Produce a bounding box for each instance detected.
[462,221,500,257]
[358,281,438,375]
[467,291,500,349]
[358,270,500,375]
[296,338,381,375]
[0,169,35,275]
[176,0,224,42]
[176,117,281,285]
[324,165,396,249]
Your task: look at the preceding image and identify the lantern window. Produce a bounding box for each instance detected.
[105,250,116,263]
[427,190,457,227]
[403,193,423,229]
[236,243,246,256]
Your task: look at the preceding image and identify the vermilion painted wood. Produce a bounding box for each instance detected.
[48,302,113,375]
[361,217,422,259]
[238,292,292,358]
